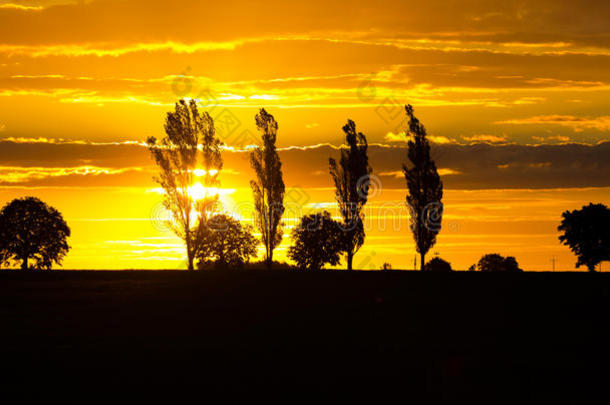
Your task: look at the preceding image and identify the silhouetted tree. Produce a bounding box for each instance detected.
[558,203,610,272]
[288,211,344,270]
[195,214,258,269]
[250,108,285,269]
[477,254,522,272]
[424,257,452,272]
[402,105,443,271]
[0,197,70,270]
[329,120,372,270]
[380,262,392,270]
[147,99,223,270]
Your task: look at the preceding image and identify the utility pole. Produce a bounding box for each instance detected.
[551,256,556,272]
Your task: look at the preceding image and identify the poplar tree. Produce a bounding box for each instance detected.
[250,108,285,269]
[402,105,443,271]
[147,99,223,271]
[329,120,372,270]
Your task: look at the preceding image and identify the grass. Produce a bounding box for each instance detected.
[0,269,608,401]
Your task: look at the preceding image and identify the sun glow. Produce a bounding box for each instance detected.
[192,169,219,177]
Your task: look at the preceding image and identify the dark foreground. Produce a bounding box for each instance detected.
[0,270,608,402]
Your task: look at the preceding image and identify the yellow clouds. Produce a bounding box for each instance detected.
[0,165,143,183]
[497,115,610,132]
[0,3,43,11]
[462,134,507,144]
[0,40,249,58]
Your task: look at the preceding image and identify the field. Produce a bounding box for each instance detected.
[0,269,608,401]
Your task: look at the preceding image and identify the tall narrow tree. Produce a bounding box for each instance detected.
[147,99,223,271]
[329,120,372,270]
[402,105,443,271]
[250,108,285,269]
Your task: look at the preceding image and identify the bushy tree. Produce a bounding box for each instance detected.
[329,120,372,270]
[424,257,452,272]
[250,108,285,269]
[477,254,522,272]
[402,105,443,271]
[195,214,258,269]
[558,203,610,272]
[147,99,223,270]
[0,197,70,270]
[288,211,344,270]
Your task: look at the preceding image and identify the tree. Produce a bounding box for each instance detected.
[288,211,344,270]
[147,99,223,271]
[0,197,70,270]
[424,257,452,272]
[558,203,610,272]
[195,214,258,269]
[250,108,285,269]
[329,120,372,270]
[477,254,522,272]
[402,105,444,271]
[380,262,392,270]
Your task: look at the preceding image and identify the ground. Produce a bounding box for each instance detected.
[0,270,608,402]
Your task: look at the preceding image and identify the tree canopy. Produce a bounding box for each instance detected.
[329,119,372,270]
[196,214,258,269]
[477,254,522,272]
[424,257,452,272]
[0,197,70,270]
[288,211,344,270]
[147,99,223,270]
[402,105,443,271]
[250,108,285,269]
[558,203,610,272]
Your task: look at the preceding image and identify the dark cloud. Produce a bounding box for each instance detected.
[1,0,610,48]
[1,139,609,189]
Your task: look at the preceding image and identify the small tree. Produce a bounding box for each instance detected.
[329,120,372,270]
[288,211,344,270]
[477,254,522,272]
[558,203,610,271]
[250,108,285,269]
[424,257,452,272]
[195,214,258,269]
[0,197,70,270]
[380,262,392,271]
[147,99,223,271]
[402,105,443,271]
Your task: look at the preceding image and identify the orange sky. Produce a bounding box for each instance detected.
[0,0,609,270]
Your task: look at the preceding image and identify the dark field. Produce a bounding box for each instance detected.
[0,270,608,402]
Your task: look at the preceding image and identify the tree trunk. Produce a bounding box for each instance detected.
[420,252,425,272]
[187,254,194,271]
[347,251,353,271]
[186,240,194,271]
[266,248,273,270]
[21,256,28,270]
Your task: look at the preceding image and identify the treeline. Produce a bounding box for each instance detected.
[0,100,608,271]
[145,100,445,272]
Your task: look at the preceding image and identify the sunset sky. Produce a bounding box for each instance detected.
[1,0,609,270]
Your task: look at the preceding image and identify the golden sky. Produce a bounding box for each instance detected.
[1,0,609,270]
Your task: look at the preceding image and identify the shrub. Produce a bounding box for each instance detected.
[424,257,452,272]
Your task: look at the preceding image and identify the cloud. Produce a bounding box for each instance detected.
[384,132,457,144]
[384,132,404,142]
[2,139,609,189]
[496,115,610,132]
[0,3,43,11]
[462,134,507,143]
[0,165,144,184]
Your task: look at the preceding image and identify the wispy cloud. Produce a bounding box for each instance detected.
[497,115,610,132]
[0,165,144,183]
[0,3,43,11]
